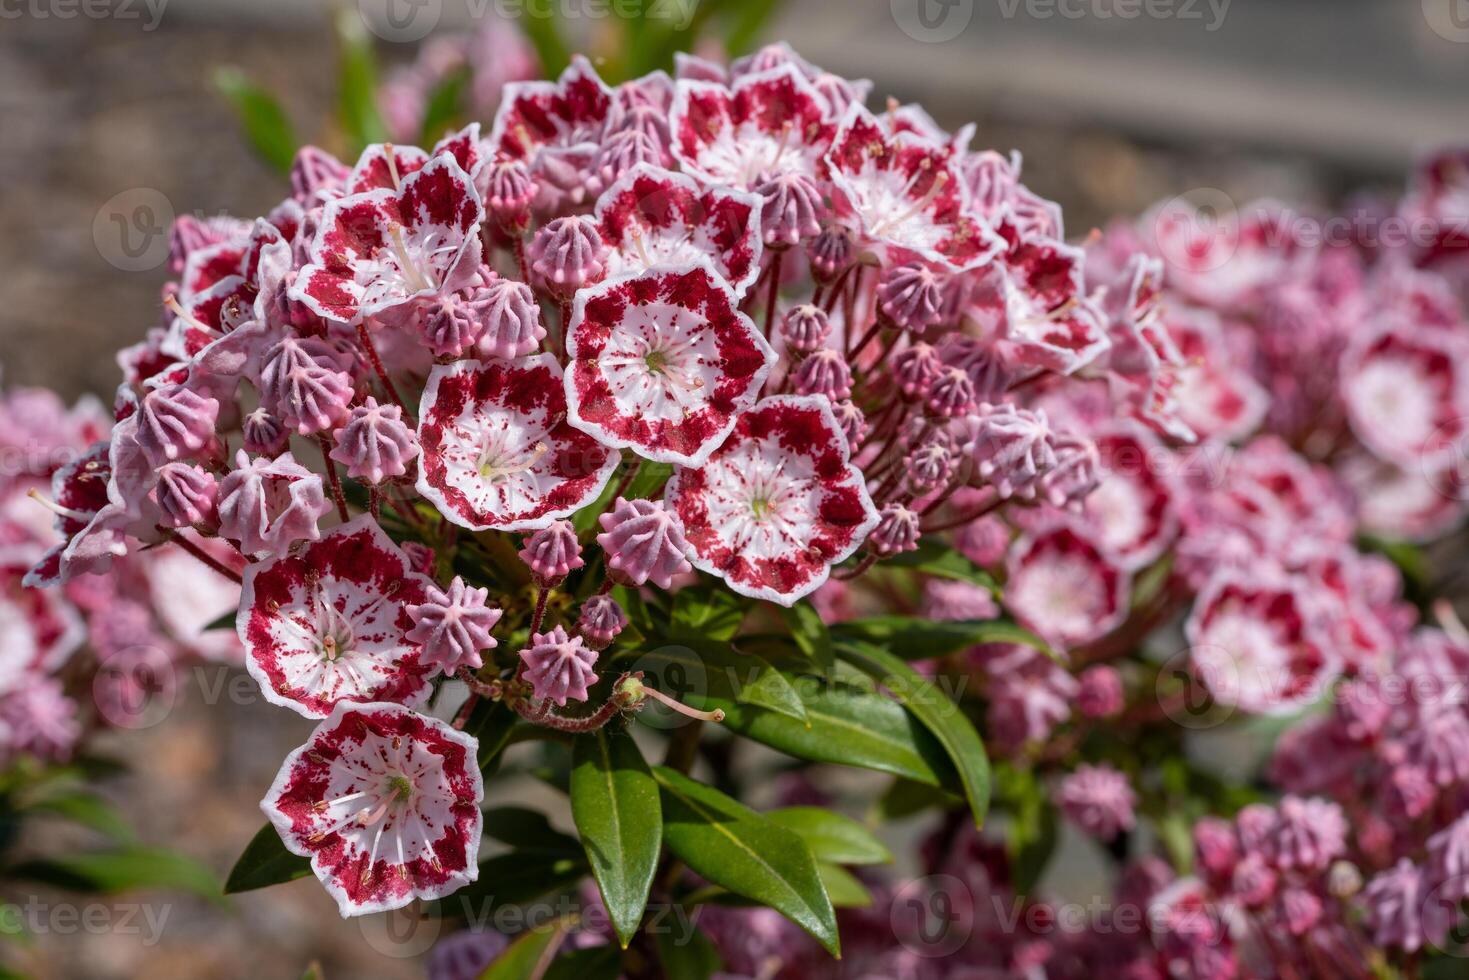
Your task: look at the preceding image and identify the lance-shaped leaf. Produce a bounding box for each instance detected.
[836,640,990,828]
[478,912,580,980]
[768,807,892,866]
[653,766,838,956]
[570,729,662,948]
[224,823,311,894]
[831,616,1053,662]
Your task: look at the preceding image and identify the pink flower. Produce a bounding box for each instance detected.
[292,154,485,324]
[922,579,998,622]
[1269,796,1347,872]
[518,519,584,585]
[528,216,606,294]
[405,575,502,674]
[670,65,834,192]
[667,396,880,605]
[1005,523,1129,648]
[1185,571,1338,715]
[565,265,775,466]
[0,678,81,763]
[153,462,218,528]
[594,165,762,297]
[519,626,598,706]
[826,106,1001,272]
[238,517,437,718]
[330,397,419,485]
[259,336,356,437]
[1077,665,1124,719]
[133,384,219,465]
[577,594,627,649]
[217,450,332,559]
[755,172,824,248]
[490,55,615,164]
[1056,764,1136,841]
[984,646,1077,752]
[793,349,853,401]
[780,304,832,353]
[261,702,482,917]
[468,275,545,361]
[1340,321,1469,468]
[868,503,921,557]
[596,497,693,590]
[1363,859,1454,954]
[962,403,1057,500]
[416,356,619,532]
[877,262,945,332]
[1078,423,1177,571]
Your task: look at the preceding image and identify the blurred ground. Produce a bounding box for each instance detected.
[2,1,1466,977]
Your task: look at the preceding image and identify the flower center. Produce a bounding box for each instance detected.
[477,439,550,481]
[645,349,669,374]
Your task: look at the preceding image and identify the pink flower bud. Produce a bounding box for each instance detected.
[260,336,355,436]
[419,294,485,359]
[242,408,289,457]
[155,462,218,528]
[483,158,537,233]
[780,305,832,353]
[878,262,945,332]
[289,146,348,205]
[905,442,955,495]
[1038,432,1100,509]
[135,384,219,465]
[597,497,692,590]
[577,594,627,649]
[1077,665,1124,719]
[217,450,331,557]
[518,519,584,585]
[806,226,854,283]
[529,216,606,294]
[407,576,502,674]
[793,349,853,401]
[925,367,976,418]
[966,403,1056,499]
[519,625,598,706]
[594,130,662,193]
[891,342,942,399]
[470,276,545,360]
[868,503,921,557]
[832,399,867,448]
[330,397,419,484]
[755,172,823,248]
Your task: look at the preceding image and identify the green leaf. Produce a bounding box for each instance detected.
[224,824,311,894]
[620,645,958,787]
[735,659,808,725]
[668,586,749,643]
[202,609,237,633]
[883,536,1001,594]
[299,963,325,980]
[483,807,581,854]
[653,766,838,957]
[12,846,218,899]
[816,862,872,908]
[466,700,519,774]
[996,764,1057,896]
[213,67,297,174]
[543,944,623,980]
[570,729,661,948]
[832,616,1052,662]
[779,601,834,669]
[836,640,991,828]
[25,790,134,843]
[418,68,470,146]
[477,913,579,980]
[873,778,957,821]
[721,0,782,54]
[334,11,388,151]
[767,807,892,866]
[653,920,722,980]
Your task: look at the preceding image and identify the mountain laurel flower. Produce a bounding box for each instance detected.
[806,225,855,284]
[868,503,921,557]
[518,519,583,585]
[780,305,832,353]
[330,398,419,485]
[832,399,866,448]
[242,408,290,457]
[905,442,955,496]
[519,626,599,706]
[877,262,945,332]
[528,216,606,294]
[406,575,502,674]
[577,594,627,649]
[154,462,218,529]
[925,367,977,419]
[482,158,537,233]
[1077,665,1124,719]
[1056,764,1137,842]
[217,450,332,558]
[964,402,1057,499]
[597,497,693,590]
[418,293,485,359]
[134,384,220,465]
[469,276,545,361]
[891,342,943,399]
[793,349,853,401]
[756,172,824,248]
[260,336,356,437]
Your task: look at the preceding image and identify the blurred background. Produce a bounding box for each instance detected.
[3,0,1469,976]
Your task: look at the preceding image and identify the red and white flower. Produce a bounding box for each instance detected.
[1340,322,1469,468]
[489,55,616,164]
[1165,308,1268,443]
[825,105,1002,272]
[670,65,834,191]
[417,356,619,531]
[666,395,879,605]
[594,165,763,297]
[1080,423,1178,572]
[1185,571,1338,715]
[1004,522,1130,649]
[292,155,484,324]
[262,702,482,917]
[565,264,775,466]
[238,518,437,718]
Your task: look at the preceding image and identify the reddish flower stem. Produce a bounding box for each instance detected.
[356,322,409,415]
[763,251,784,338]
[318,436,350,522]
[167,531,243,584]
